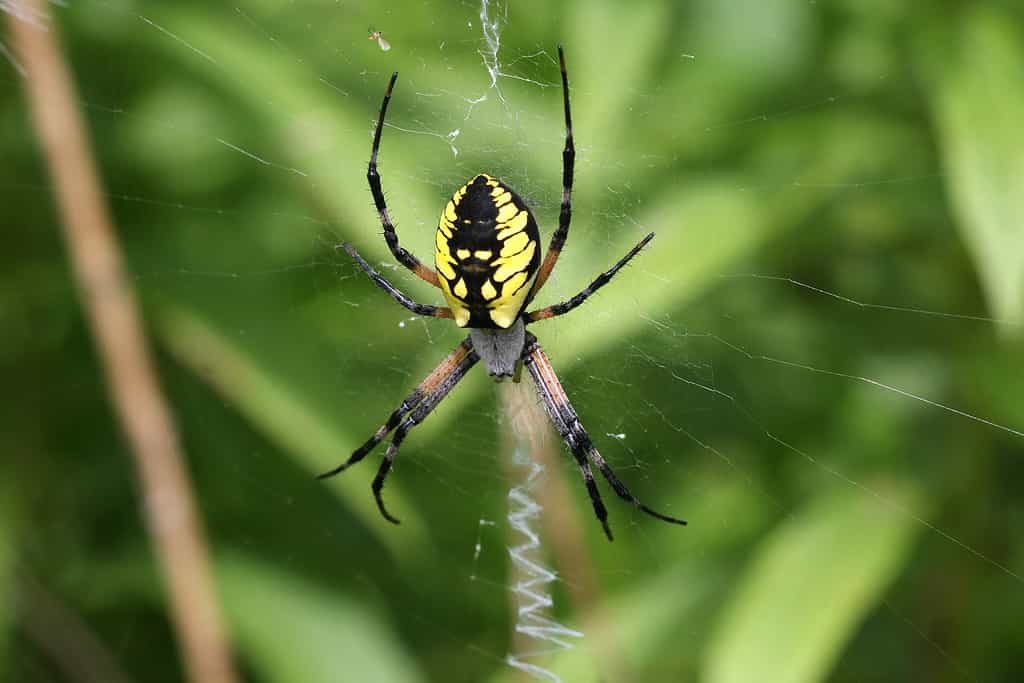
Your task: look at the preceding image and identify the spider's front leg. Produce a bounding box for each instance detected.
[521,333,687,540]
[532,44,577,297]
[366,72,441,288]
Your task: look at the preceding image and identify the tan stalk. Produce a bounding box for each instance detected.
[8,6,238,682]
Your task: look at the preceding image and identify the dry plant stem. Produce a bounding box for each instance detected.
[500,381,633,683]
[8,7,239,683]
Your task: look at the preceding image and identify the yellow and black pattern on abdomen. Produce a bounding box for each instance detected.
[435,174,541,329]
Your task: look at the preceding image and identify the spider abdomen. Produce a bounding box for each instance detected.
[435,174,541,329]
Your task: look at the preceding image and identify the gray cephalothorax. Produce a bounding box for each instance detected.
[469,317,525,378]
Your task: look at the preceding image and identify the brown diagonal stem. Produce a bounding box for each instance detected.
[8,6,238,682]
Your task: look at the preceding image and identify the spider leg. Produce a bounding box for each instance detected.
[344,243,452,319]
[522,334,686,540]
[527,352,613,540]
[371,344,480,524]
[526,233,654,323]
[368,72,441,288]
[317,337,474,480]
[531,45,575,298]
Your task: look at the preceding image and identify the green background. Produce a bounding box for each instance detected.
[3,0,1024,681]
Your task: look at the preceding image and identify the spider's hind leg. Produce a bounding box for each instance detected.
[318,337,475,481]
[521,334,686,540]
[370,344,479,523]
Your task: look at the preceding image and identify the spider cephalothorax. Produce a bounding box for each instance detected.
[320,46,686,540]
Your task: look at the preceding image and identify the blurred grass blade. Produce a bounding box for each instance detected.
[569,0,671,160]
[538,179,761,364]
[156,303,427,557]
[218,553,425,683]
[702,482,921,683]
[147,6,439,265]
[540,109,888,369]
[928,7,1024,332]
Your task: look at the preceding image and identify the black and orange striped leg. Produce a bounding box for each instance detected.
[370,345,479,524]
[320,339,479,524]
[367,72,441,288]
[532,44,576,296]
[528,350,612,539]
[343,243,452,319]
[526,232,654,324]
[318,337,474,481]
[522,333,686,541]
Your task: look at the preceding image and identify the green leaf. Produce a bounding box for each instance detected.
[702,482,922,683]
[928,6,1024,331]
[218,553,425,683]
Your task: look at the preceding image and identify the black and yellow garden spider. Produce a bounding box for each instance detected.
[320,46,686,541]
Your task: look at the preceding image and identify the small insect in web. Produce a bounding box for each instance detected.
[368,29,390,52]
[319,45,686,541]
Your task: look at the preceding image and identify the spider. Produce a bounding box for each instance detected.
[320,46,686,541]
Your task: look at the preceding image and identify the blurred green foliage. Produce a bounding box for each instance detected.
[3,0,1024,681]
